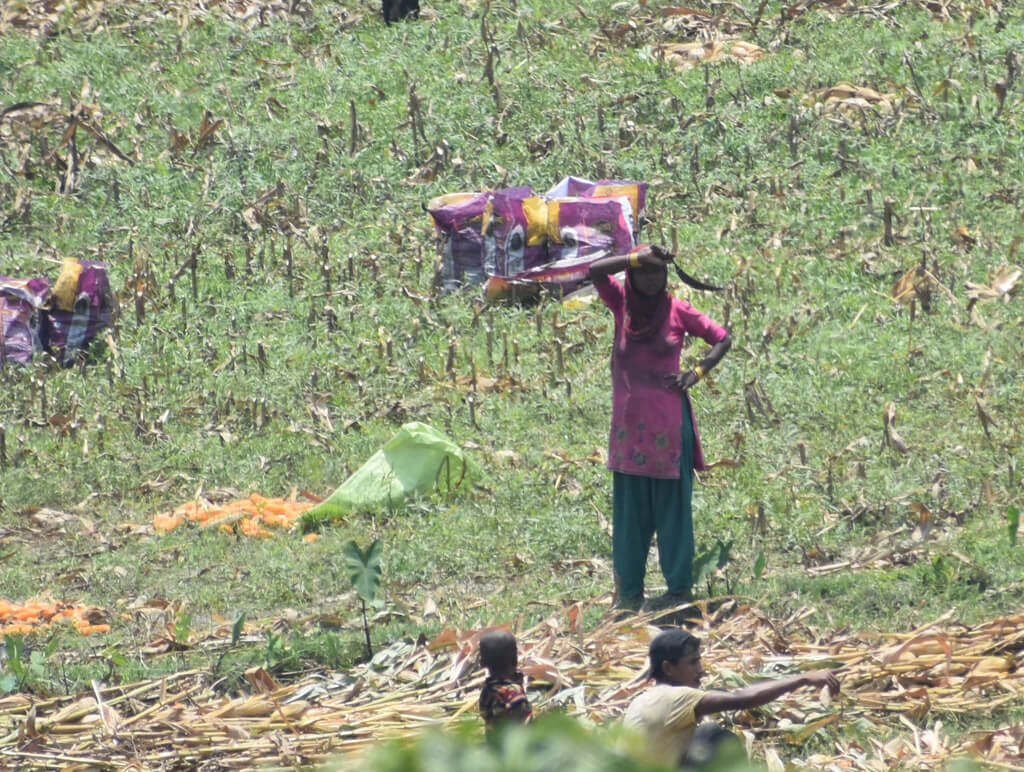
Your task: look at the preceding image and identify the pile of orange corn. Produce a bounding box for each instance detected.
[0,600,110,638]
[153,493,317,538]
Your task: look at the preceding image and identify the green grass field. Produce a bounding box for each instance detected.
[1,0,1022,766]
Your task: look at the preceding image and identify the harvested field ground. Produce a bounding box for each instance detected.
[2,601,1022,769]
[2,0,1023,768]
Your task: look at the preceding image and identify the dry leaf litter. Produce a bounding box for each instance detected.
[1,601,1021,769]
[1,1,320,38]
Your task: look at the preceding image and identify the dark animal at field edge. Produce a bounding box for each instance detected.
[382,0,419,24]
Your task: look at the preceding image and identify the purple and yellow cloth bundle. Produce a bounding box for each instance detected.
[427,176,647,301]
[0,258,112,368]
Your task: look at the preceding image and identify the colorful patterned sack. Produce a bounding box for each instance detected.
[0,277,48,367]
[431,177,648,301]
[544,195,635,264]
[546,176,647,234]
[483,187,549,278]
[39,260,113,366]
[427,192,493,292]
[0,260,112,368]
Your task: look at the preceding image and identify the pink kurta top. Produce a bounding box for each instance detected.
[594,274,727,478]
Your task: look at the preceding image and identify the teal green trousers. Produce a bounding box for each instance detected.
[612,403,695,600]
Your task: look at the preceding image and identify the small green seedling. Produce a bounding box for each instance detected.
[343,539,383,658]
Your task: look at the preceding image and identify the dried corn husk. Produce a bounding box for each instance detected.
[0,602,1021,768]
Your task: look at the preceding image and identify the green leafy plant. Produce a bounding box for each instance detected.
[0,636,59,695]
[693,539,735,596]
[173,611,193,646]
[930,554,957,590]
[212,612,248,678]
[0,638,22,695]
[752,550,767,581]
[231,612,246,647]
[343,539,383,658]
[363,712,758,771]
[101,642,129,684]
[264,630,297,672]
[1007,505,1020,547]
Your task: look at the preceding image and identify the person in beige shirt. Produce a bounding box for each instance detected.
[624,629,840,768]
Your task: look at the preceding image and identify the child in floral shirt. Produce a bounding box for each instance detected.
[478,630,533,735]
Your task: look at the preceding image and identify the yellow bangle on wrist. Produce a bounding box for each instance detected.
[693,365,705,381]
[628,252,640,267]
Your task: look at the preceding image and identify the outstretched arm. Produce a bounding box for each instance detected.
[695,669,840,720]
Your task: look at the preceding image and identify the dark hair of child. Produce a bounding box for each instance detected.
[479,630,518,676]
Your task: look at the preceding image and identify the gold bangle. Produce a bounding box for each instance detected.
[694,365,705,381]
[628,252,640,267]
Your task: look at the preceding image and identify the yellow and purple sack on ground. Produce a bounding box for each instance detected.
[427,192,492,293]
[0,259,113,369]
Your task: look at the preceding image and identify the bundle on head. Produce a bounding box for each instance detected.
[382,0,420,24]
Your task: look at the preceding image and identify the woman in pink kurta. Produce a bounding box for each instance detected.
[589,245,731,611]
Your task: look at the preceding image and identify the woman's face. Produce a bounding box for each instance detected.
[630,263,667,297]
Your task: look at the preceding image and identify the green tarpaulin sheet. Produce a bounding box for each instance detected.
[301,422,477,529]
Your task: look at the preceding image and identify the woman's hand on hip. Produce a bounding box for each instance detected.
[665,370,700,392]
